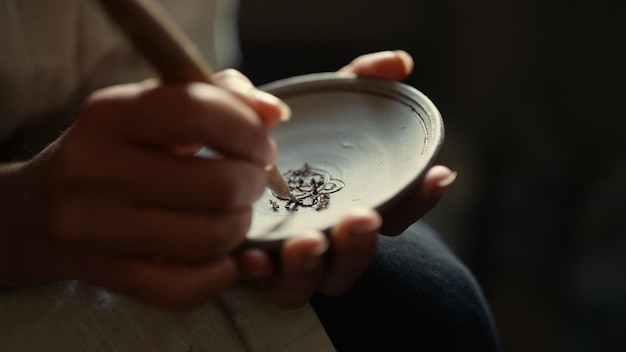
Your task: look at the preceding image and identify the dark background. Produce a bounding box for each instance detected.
[237,1,626,351]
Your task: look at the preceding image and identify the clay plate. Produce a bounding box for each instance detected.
[244,73,444,249]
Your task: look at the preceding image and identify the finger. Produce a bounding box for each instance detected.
[74,253,238,310]
[380,165,457,235]
[54,200,251,261]
[168,142,205,156]
[258,231,328,309]
[318,208,380,296]
[235,248,274,279]
[85,82,274,166]
[64,141,269,212]
[212,69,291,129]
[423,165,458,200]
[338,50,414,81]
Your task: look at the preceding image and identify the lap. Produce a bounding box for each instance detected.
[0,281,332,352]
[311,221,501,352]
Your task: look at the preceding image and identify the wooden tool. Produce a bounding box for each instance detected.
[96,0,296,201]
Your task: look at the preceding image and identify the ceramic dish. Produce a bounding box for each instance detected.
[244,73,444,249]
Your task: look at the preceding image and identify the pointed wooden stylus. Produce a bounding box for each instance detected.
[96,0,297,202]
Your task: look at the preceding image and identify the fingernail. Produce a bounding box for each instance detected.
[278,102,292,122]
[393,50,414,75]
[288,230,329,256]
[437,171,458,188]
[252,90,292,122]
[373,50,398,60]
[261,139,277,168]
[347,208,382,235]
[351,219,381,235]
[286,230,328,272]
[336,68,357,77]
[306,231,329,256]
[139,78,159,88]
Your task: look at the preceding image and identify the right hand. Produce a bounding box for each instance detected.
[0,79,283,309]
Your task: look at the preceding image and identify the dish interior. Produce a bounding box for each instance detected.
[247,76,441,241]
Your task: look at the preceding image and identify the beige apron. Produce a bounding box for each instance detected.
[0,281,334,352]
[0,0,333,350]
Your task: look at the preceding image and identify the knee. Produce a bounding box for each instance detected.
[368,223,501,351]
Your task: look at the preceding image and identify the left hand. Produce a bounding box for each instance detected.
[338,51,457,235]
[218,50,456,309]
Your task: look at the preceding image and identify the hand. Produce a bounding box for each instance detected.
[232,51,456,309]
[0,79,288,309]
[342,50,457,234]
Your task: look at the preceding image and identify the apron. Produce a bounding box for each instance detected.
[0,1,333,350]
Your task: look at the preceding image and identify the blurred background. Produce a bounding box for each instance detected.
[236,1,626,351]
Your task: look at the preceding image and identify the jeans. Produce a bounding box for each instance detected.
[311,222,501,352]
